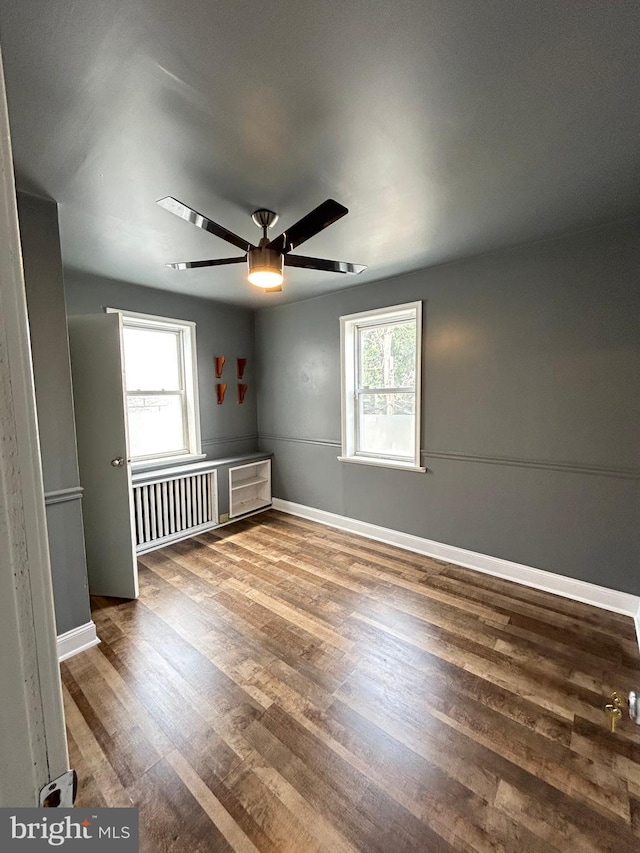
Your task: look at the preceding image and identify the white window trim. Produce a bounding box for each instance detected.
[106,308,204,469]
[339,301,425,473]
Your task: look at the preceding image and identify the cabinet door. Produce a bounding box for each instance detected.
[68,313,138,598]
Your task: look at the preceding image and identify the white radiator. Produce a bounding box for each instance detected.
[132,470,218,553]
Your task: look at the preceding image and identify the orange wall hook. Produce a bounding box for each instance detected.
[216,383,227,404]
[214,356,225,378]
[237,383,248,404]
[237,357,247,379]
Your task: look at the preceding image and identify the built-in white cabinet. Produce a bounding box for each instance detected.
[229,459,272,518]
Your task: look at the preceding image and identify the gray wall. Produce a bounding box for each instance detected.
[64,272,258,459]
[256,218,640,595]
[18,192,91,635]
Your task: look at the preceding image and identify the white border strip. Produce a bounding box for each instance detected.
[273,499,640,645]
[57,621,100,663]
[44,486,84,506]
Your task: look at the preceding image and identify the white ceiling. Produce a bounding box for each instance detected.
[1,0,639,307]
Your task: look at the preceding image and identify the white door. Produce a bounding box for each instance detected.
[68,313,138,599]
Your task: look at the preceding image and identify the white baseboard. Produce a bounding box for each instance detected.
[57,620,100,662]
[273,499,640,644]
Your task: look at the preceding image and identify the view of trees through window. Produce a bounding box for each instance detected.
[359,321,416,412]
[357,319,416,458]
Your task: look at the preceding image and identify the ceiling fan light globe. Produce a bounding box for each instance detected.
[248,269,284,288]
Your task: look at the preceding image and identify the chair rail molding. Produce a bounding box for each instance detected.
[44,485,84,505]
[259,433,639,480]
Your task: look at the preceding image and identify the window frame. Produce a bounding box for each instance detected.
[339,301,425,472]
[106,308,204,469]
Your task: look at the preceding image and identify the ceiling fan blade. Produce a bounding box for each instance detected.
[157,197,255,252]
[268,199,348,254]
[284,254,366,275]
[166,256,246,270]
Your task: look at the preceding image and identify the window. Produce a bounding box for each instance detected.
[109,309,203,466]
[339,301,424,471]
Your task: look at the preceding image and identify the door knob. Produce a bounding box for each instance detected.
[605,703,623,732]
[604,690,640,732]
[110,457,125,467]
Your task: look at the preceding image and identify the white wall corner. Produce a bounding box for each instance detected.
[57,621,100,663]
[272,498,640,655]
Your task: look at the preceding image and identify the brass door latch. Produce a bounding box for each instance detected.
[604,690,639,733]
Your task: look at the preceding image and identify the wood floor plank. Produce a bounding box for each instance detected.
[165,751,263,853]
[244,712,455,853]
[429,571,638,646]
[349,608,614,726]
[338,662,630,823]
[61,681,134,808]
[131,758,235,853]
[439,563,639,638]
[62,510,640,851]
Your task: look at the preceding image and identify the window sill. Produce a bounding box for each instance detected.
[131,453,206,473]
[337,455,426,473]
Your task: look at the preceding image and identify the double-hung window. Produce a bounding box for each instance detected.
[110,309,203,466]
[340,301,424,471]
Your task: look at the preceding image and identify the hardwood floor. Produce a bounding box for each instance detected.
[61,510,640,852]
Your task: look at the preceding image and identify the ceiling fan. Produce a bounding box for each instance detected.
[157,196,366,293]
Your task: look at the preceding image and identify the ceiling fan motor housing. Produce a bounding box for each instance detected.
[247,240,284,286]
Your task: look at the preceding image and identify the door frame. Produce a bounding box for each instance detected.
[0,45,69,805]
